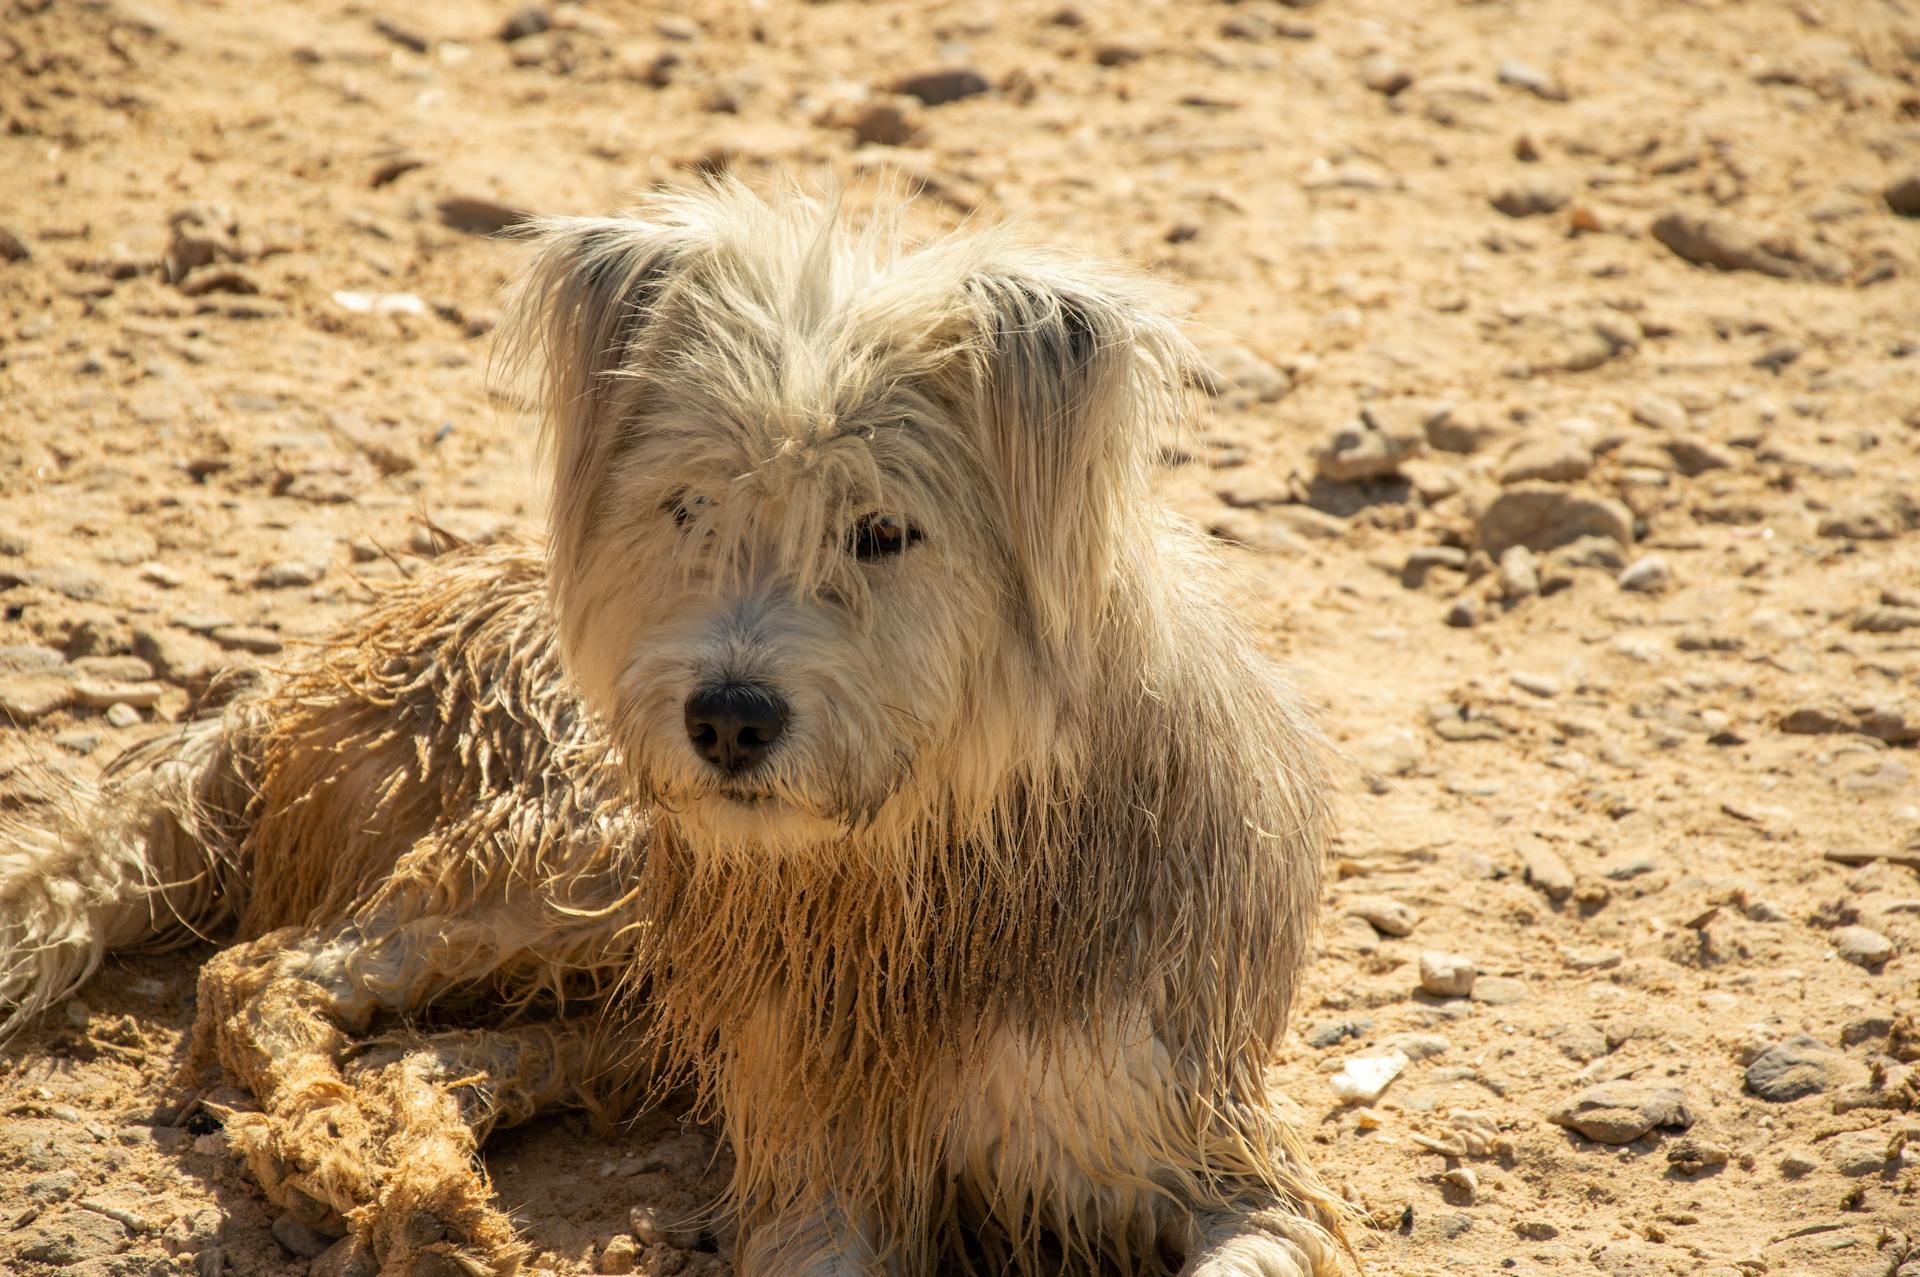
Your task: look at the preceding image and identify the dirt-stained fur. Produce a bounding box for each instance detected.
[0,182,1343,1277]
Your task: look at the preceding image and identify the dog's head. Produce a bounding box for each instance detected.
[502,182,1193,855]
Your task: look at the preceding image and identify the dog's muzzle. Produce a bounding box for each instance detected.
[683,681,790,774]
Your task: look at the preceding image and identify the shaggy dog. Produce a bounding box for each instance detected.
[0,183,1342,1277]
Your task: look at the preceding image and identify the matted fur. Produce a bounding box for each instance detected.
[0,181,1344,1277]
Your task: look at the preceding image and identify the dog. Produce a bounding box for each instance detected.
[0,181,1343,1277]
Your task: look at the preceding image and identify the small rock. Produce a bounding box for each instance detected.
[1419,951,1476,998]
[437,195,531,236]
[14,1208,130,1265]
[498,5,550,41]
[1315,407,1424,482]
[1666,1135,1729,1175]
[1402,546,1467,589]
[1778,1147,1818,1177]
[1472,976,1528,1005]
[1631,393,1688,433]
[0,225,30,262]
[599,1234,639,1275]
[1513,1219,1559,1240]
[1490,179,1569,218]
[1360,55,1413,96]
[1496,546,1540,601]
[892,67,990,106]
[1443,596,1480,629]
[252,560,325,589]
[1376,1031,1450,1061]
[1425,403,1504,455]
[843,96,920,147]
[105,703,141,728]
[1853,606,1920,633]
[1093,41,1145,67]
[71,679,163,710]
[1496,57,1567,101]
[1194,343,1290,407]
[1477,484,1633,557]
[1832,925,1894,971]
[210,626,283,654]
[270,1213,331,1260]
[1305,1018,1372,1049]
[1518,842,1574,901]
[1330,1051,1409,1104]
[1826,1129,1891,1177]
[1499,434,1592,484]
[1665,438,1736,475]
[1510,671,1559,697]
[1548,1081,1693,1144]
[1617,555,1671,593]
[311,1236,377,1277]
[162,1208,224,1257]
[1816,491,1919,541]
[1746,1035,1844,1102]
[1885,173,1920,218]
[1348,897,1419,937]
[0,673,73,722]
[1650,210,1844,282]
[1563,947,1623,972]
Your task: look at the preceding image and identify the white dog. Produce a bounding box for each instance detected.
[1,181,1343,1277]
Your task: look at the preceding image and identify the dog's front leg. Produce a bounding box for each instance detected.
[1179,1205,1337,1277]
[736,1204,893,1277]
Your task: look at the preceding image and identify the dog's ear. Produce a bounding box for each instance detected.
[500,217,690,574]
[964,266,1193,661]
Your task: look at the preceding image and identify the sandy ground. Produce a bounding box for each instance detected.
[3,0,1920,1274]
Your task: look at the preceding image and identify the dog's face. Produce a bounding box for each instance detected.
[504,185,1191,855]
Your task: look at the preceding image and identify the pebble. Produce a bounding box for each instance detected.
[1471,975,1528,1005]
[252,560,326,589]
[1745,1035,1844,1102]
[1376,1031,1450,1061]
[1443,596,1480,629]
[1360,55,1413,96]
[1496,57,1567,101]
[599,1234,639,1274]
[1650,209,1844,282]
[1885,173,1920,217]
[14,1208,131,1264]
[1477,484,1633,557]
[844,96,920,147]
[1665,437,1736,475]
[71,678,163,710]
[0,672,73,721]
[311,1237,377,1277]
[1832,925,1894,971]
[1498,434,1591,484]
[1548,1080,1693,1144]
[1305,1017,1372,1049]
[1665,1135,1729,1175]
[1827,1129,1891,1177]
[1347,896,1419,937]
[1490,178,1569,218]
[1518,841,1574,901]
[1093,41,1145,67]
[1315,407,1424,482]
[1563,947,1623,971]
[1631,393,1688,433]
[1778,1147,1818,1177]
[105,702,142,728]
[892,67,989,106]
[1853,606,1920,633]
[1330,1050,1409,1104]
[1194,342,1290,407]
[498,5,550,41]
[211,626,283,654]
[1617,555,1671,593]
[1418,950,1476,998]
[0,224,30,262]
[161,1208,224,1257]
[1496,546,1540,600]
[1510,671,1559,698]
[437,195,530,236]
[270,1213,332,1260]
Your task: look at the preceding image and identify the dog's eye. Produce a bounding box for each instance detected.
[848,513,920,561]
[666,493,711,528]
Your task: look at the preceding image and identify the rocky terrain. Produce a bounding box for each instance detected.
[3,0,1919,1274]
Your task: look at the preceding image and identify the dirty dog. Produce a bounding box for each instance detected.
[0,183,1342,1276]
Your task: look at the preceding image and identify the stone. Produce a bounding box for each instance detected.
[1548,1081,1693,1144]
[1631,393,1688,433]
[211,626,283,654]
[1746,1035,1843,1102]
[843,96,920,147]
[1518,842,1574,901]
[253,560,325,589]
[0,673,73,722]
[1477,484,1633,557]
[1093,42,1145,67]
[1513,1219,1560,1240]
[1376,1032,1450,1061]
[892,68,989,106]
[1329,1051,1409,1104]
[105,703,141,728]
[1832,925,1894,970]
[437,195,530,236]
[161,1208,224,1257]
[1359,55,1413,96]
[1817,491,1919,540]
[498,5,550,41]
[599,1234,639,1274]
[270,1213,332,1260]
[0,643,65,672]
[0,225,30,262]
[1496,57,1567,100]
[1778,1147,1818,1176]
[1885,173,1920,217]
[1665,438,1736,475]
[1304,1017,1371,1049]
[71,679,163,710]
[1499,434,1592,484]
[1860,701,1920,744]
[13,1208,130,1265]
[1826,1129,1891,1177]
[1402,546,1468,589]
[1840,1015,1895,1047]
[1490,179,1569,218]
[1418,951,1475,997]
[1194,342,1290,406]
[1471,975,1527,1005]
[1347,897,1418,937]
[1650,210,1846,282]
[1853,606,1920,633]
[1315,407,1423,482]
[1443,596,1480,629]
[310,1237,377,1277]
[131,627,226,694]
[1617,555,1671,593]
[1563,947,1623,971]
[1665,1134,1729,1175]
[1496,546,1540,600]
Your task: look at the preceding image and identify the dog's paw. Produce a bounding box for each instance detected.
[1181,1233,1317,1277]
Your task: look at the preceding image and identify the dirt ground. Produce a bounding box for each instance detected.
[3,0,1919,1274]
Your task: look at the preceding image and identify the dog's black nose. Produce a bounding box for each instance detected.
[684,683,789,774]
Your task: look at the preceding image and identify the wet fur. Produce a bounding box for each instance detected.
[1,182,1342,1276]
